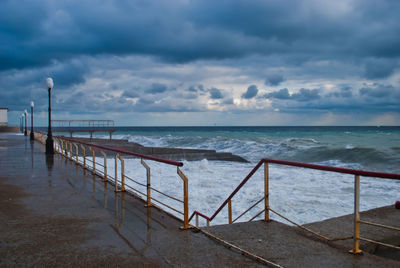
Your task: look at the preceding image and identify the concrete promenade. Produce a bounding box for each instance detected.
[1,133,399,267]
[0,133,261,267]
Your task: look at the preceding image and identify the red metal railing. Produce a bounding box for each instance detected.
[189,158,400,253]
[54,136,189,229]
[61,137,183,167]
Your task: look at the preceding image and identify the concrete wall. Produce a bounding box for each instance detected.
[0,109,7,126]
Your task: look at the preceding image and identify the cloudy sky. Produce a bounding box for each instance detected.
[1,0,399,126]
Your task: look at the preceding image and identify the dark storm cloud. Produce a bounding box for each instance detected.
[0,59,88,111]
[1,0,399,71]
[291,88,320,101]
[265,88,320,101]
[266,83,400,113]
[1,0,400,122]
[242,85,258,99]
[265,88,290,99]
[209,88,223,99]
[359,83,398,98]
[122,90,139,98]
[265,74,285,86]
[363,58,398,79]
[146,83,168,94]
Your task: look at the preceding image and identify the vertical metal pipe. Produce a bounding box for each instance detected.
[30,105,34,140]
[228,199,232,224]
[91,147,96,175]
[264,162,270,221]
[100,150,107,181]
[120,157,125,192]
[45,88,54,154]
[81,145,86,169]
[177,167,189,229]
[115,154,118,192]
[142,159,152,207]
[74,143,78,163]
[196,214,199,227]
[350,175,363,254]
[69,142,72,160]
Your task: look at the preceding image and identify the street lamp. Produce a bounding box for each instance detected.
[24,109,27,136]
[45,78,54,154]
[30,101,35,140]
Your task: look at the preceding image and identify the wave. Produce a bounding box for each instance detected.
[77,130,400,173]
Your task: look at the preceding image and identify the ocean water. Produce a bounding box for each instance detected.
[73,126,400,226]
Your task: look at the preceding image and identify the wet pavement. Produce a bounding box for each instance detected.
[0,133,262,267]
[1,132,399,267]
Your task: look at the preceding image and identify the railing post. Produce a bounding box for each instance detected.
[69,141,73,160]
[177,167,189,230]
[90,147,96,175]
[228,199,232,224]
[141,159,152,207]
[264,161,270,221]
[59,139,63,154]
[350,175,363,254]
[73,143,79,163]
[100,150,107,181]
[115,154,119,192]
[196,214,199,227]
[119,155,126,192]
[63,140,67,156]
[80,145,86,169]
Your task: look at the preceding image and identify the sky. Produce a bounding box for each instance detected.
[1,0,399,126]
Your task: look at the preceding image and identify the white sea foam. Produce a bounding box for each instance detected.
[73,127,400,226]
[84,156,400,227]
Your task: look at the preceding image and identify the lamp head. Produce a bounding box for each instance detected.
[24,109,27,115]
[46,77,54,89]
[31,101,34,108]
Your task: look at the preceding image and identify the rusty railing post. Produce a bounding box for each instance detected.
[69,141,73,160]
[228,199,232,224]
[90,147,96,175]
[100,149,107,181]
[177,167,189,229]
[80,145,86,169]
[114,154,126,192]
[118,155,126,192]
[141,159,152,207]
[350,175,363,254]
[73,143,79,163]
[114,154,119,192]
[265,161,270,221]
[63,140,67,156]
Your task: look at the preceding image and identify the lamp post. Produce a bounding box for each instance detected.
[20,115,23,133]
[24,109,27,136]
[30,101,35,140]
[45,78,54,154]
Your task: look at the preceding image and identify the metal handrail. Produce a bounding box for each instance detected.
[261,158,400,180]
[61,137,183,167]
[52,119,115,127]
[189,158,400,254]
[56,136,190,229]
[190,159,400,223]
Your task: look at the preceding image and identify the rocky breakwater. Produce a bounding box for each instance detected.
[69,137,249,163]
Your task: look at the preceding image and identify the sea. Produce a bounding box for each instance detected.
[69,126,399,226]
